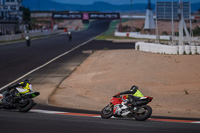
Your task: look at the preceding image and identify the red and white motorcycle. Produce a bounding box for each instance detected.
[100,95,153,121]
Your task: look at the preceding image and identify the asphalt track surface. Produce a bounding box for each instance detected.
[0,20,200,133]
[0,20,113,88]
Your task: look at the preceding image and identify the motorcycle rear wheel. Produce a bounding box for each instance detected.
[134,105,152,121]
[100,104,113,119]
[18,98,34,113]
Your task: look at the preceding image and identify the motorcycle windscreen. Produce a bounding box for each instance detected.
[16,87,29,94]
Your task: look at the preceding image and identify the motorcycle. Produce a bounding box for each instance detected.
[67,32,72,41]
[100,95,153,121]
[0,87,40,112]
[25,36,31,46]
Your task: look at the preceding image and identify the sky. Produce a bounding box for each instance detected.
[51,0,199,5]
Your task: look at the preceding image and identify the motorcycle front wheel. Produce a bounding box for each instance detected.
[134,105,152,121]
[100,104,113,119]
[18,98,34,113]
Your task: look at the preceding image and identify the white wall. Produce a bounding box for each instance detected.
[115,31,200,42]
[135,42,200,55]
[114,31,171,40]
[0,30,62,42]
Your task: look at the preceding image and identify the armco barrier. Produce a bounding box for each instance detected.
[136,42,200,55]
[0,30,62,42]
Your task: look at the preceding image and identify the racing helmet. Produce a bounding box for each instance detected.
[25,36,29,40]
[23,79,30,84]
[130,85,138,91]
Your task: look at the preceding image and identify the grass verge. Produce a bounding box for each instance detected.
[96,19,129,40]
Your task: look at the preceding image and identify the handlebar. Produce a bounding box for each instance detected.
[113,95,121,98]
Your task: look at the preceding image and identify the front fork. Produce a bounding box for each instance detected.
[106,103,114,113]
[109,103,113,108]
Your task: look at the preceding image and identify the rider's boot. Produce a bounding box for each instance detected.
[132,102,139,112]
[126,102,138,112]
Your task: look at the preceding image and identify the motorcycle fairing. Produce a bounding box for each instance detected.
[111,97,122,105]
[21,91,40,98]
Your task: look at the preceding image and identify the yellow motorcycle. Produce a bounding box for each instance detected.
[0,87,40,112]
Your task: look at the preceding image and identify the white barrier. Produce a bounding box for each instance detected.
[136,42,200,55]
[197,46,200,54]
[115,31,171,40]
[185,45,191,54]
[115,31,200,42]
[191,46,197,54]
[0,30,62,42]
[179,46,184,55]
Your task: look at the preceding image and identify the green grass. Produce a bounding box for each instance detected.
[0,38,24,44]
[82,22,91,31]
[96,19,129,40]
[96,35,132,40]
[96,19,173,42]
[82,20,95,31]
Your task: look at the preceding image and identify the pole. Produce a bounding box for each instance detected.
[189,2,193,45]
[178,0,183,46]
[171,1,174,45]
[155,2,159,42]
[130,0,133,32]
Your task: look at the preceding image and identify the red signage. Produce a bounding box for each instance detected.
[195,16,200,20]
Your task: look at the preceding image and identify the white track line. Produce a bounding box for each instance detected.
[30,109,67,114]
[0,36,96,90]
[191,121,200,124]
[30,109,200,124]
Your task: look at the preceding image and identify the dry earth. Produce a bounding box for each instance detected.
[122,20,200,35]
[57,20,84,30]
[49,49,200,118]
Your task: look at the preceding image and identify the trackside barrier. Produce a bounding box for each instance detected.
[135,42,200,55]
[115,31,200,42]
[0,30,62,42]
[197,46,200,54]
[115,31,170,40]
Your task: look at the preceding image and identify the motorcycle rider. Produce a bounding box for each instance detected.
[1,79,32,105]
[67,31,72,41]
[114,85,144,111]
[25,36,31,46]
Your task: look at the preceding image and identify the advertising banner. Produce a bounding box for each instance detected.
[53,13,120,20]
[89,13,120,19]
[53,13,82,19]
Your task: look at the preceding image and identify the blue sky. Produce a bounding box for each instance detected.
[51,0,199,5]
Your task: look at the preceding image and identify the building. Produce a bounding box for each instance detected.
[0,0,23,35]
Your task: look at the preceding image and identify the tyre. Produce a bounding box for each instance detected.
[100,104,113,119]
[134,105,152,121]
[18,98,34,113]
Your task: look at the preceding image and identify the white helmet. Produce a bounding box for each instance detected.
[26,36,29,40]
